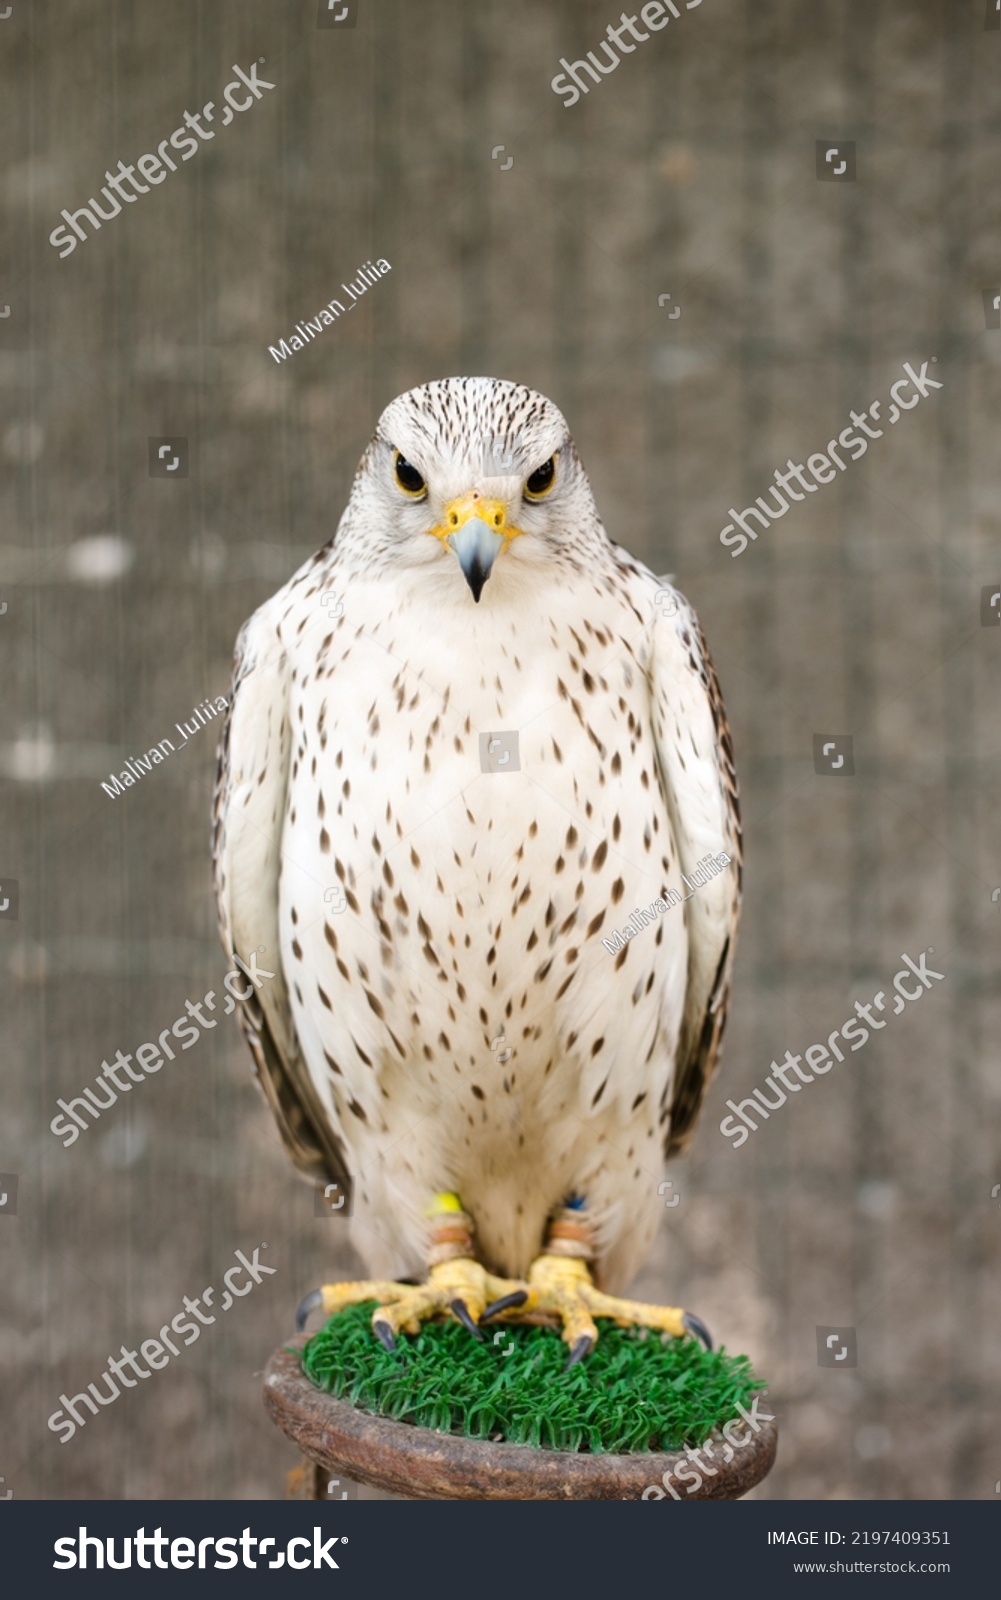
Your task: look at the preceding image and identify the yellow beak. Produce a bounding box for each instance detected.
[430,494,524,602]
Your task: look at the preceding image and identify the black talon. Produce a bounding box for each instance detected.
[450,1298,484,1339]
[565,1334,595,1370]
[683,1311,713,1351]
[296,1289,323,1332]
[481,1289,529,1322]
[373,1318,397,1352]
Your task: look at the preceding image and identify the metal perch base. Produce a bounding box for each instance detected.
[264,1335,778,1501]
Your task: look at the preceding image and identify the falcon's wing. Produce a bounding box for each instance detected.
[649,588,742,1157]
[212,601,352,1192]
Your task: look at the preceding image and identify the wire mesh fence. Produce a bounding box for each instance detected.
[1,0,999,1500]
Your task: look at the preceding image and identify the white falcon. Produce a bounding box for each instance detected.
[214,376,740,1363]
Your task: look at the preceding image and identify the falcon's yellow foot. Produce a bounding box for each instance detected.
[482,1254,713,1369]
[296,1258,526,1349]
[296,1191,528,1349]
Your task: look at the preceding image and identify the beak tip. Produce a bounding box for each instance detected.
[448,516,504,603]
[463,564,490,604]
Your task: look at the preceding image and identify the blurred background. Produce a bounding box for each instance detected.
[1,0,999,1500]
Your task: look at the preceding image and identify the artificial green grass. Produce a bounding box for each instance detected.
[299,1302,763,1455]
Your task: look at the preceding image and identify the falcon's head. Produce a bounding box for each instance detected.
[343,376,603,602]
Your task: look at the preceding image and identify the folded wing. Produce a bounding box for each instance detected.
[212,600,352,1193]
[649,588,742,1156]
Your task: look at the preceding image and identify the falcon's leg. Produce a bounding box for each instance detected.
[481,1201,713,1368]
[296,1193,525,1349]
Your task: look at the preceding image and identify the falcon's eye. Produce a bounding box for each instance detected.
[524,456,556,500]
[394,451,427,498]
